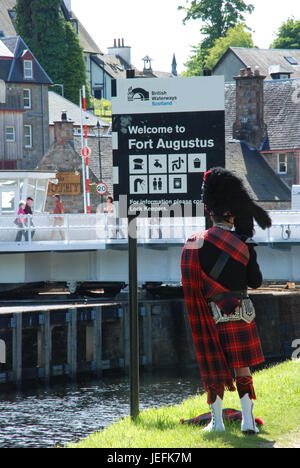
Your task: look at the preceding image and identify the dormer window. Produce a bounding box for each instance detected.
[24,60,33,79]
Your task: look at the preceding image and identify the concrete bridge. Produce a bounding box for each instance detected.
[0,211,300,294]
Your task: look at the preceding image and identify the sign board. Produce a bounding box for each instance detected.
[96,182,108,196]
[112,76,225,217]
[81,146,91,158]
[48,172,81,196]
[292,185,300,210]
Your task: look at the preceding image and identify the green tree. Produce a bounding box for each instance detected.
[271,18,300,49]
[64,22,91,106]
[15,0,67,84]
[205,23,255,70]
[180,0,254,75]
[15,0,91,106]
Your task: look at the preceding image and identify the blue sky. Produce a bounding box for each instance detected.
[72,0,300,74]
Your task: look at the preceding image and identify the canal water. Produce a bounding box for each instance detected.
[0,370,203,448]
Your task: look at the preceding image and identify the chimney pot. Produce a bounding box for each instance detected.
[240,68,246,76]
[246,66,252,76]
[61,111,67,121]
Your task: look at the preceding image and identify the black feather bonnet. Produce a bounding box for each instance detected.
[202,167,272,238]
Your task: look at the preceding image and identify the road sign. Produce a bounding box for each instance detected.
[81,146,91,158]
[112,76,225,217]
[96,182,108,196]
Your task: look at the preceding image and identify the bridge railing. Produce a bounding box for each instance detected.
[0,214,206,244]
[0,211,300,246]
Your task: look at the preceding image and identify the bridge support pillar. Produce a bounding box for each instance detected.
[38,310,51,385]
[67,308,77,381]
[12,313,22,389]
[93,306,103,378]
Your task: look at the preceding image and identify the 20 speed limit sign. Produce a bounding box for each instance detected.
[96,182,108,195]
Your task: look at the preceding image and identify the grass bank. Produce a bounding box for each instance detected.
[71,361,300,448]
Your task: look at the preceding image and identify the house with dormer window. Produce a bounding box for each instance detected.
[0,36,52,169]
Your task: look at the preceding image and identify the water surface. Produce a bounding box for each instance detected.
[0,370,203,448]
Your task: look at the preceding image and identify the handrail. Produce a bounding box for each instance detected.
[0,212,300,245]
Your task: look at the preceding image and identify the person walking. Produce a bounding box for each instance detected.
[24,197,35,239]
[181,167,272,434]
[50,194,65,241]
[15,201,27,242]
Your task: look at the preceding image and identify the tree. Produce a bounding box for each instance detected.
[271,18,300,49]
[15,0,67,85]
[205,23,255,70]
[15,0,91,106]
[63,22,91,107]
[180,0,254,75]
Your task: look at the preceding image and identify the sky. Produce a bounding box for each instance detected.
[71,0,300,74]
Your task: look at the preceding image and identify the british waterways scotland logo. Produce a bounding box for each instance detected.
[128,86,150,102]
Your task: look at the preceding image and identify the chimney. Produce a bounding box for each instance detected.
[108,38,132,68]
[54,112,74,146]
[233,66,266,148]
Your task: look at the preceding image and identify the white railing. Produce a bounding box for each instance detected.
[0,214,205,245]
[0,211,300,247]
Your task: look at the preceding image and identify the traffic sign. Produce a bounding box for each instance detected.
[81,146,91,158]
[96,182,108,196]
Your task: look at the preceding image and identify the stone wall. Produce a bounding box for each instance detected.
[233,69,266,149]
[9,83,50,170]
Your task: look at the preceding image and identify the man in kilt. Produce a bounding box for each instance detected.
[181,168,272,434]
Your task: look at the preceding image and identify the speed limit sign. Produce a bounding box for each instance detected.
[96,182,108,195]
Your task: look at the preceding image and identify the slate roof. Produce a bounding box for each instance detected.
[226,142,291,202]
[91,54,127,80]
[48,91,109,129]
[0,36,53,84]
[225,78,300,151]
[214,47,300,80]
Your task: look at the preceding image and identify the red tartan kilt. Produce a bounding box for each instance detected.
[216,320,264,369]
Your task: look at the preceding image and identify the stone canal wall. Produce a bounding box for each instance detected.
[0,291,299,387]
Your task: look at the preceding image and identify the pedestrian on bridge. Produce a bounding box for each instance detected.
[24,197,35,240]
[50,195,65,241]
[15,201,27,242]
[181,167,272,435]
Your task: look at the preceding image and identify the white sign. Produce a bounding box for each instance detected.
[292,185,300,210]
[112,76,225,115]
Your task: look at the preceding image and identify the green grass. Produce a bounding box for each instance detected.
[70,361,300,448]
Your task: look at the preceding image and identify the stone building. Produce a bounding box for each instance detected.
[37,113,112,213]
[0,36,52,169]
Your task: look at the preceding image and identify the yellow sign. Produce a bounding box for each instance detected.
[48,172,81,196]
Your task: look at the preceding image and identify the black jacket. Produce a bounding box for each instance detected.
[198,232,262,291]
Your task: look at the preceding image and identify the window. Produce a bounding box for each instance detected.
[284,56,298,66]
[24,60,33,79]
[278,153,287,174]
[24,125,32,148]
[5,127,15,142]
[23,89,31,109]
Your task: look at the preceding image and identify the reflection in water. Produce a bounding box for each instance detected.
[0,370,203,448]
